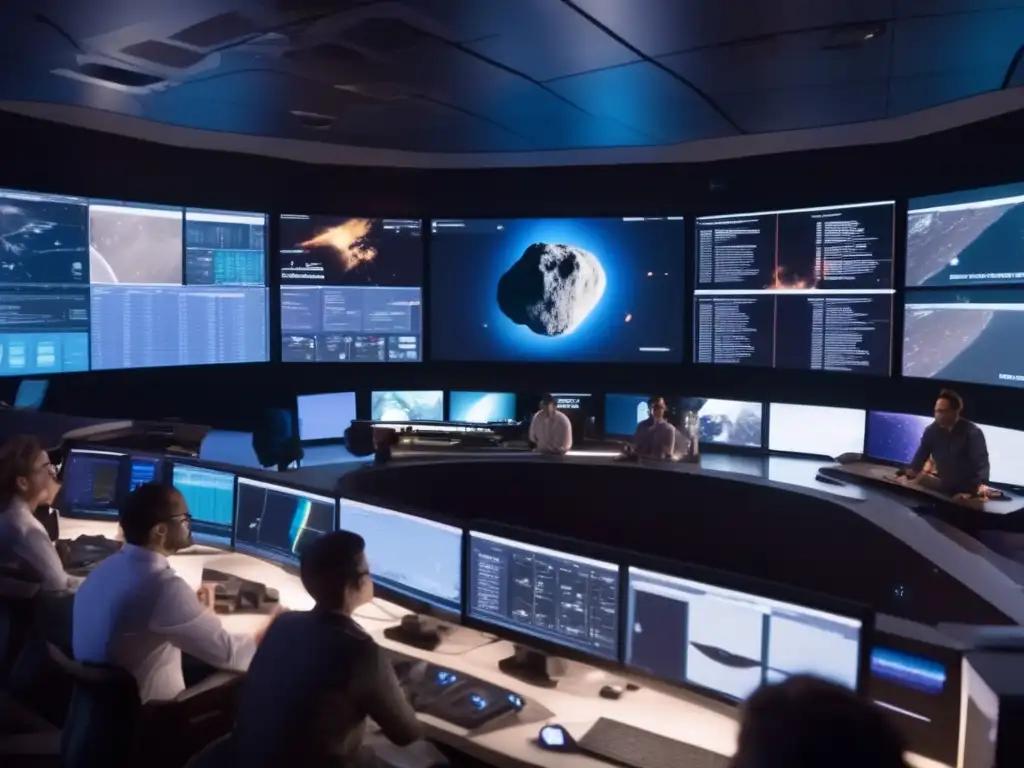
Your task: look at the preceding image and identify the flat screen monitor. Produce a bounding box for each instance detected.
[61,449,124,518]
[338,499,462,615]
[172,464,235,548]
[0,188,90,376]
[698,399,763,448]
[604,393,651,438]
[234,478,335,566]
[466,530,620,661]
[278,216,422,363]
[693,201,895,374]
[768,403,866,458]
[371,390,443,422]
[128,456,163,491]
[14,379,49,409]
[430,217,686,363]
[449,391,517,423]
[625,567,866,702]
[89,203,269,371]
[958,658,1000,768]
[297,391,357,442]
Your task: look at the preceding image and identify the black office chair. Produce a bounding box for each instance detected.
[0,567,41,681]
[252,408,304,472]
[8,592,75,726]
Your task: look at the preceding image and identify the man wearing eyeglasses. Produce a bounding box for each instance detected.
[0,434,81,592]
[904,389,991,500]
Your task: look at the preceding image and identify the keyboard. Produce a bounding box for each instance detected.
[577,718,729,768]
[63,535,121,569]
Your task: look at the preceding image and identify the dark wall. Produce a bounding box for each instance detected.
[3,109,1024,431]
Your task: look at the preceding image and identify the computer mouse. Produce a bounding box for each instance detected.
[537,724,576,751]
[599,684,624,700]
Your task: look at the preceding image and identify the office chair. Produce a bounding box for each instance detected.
[182,732,234,767]
[252,408,304,472]
[0,567,41,681]
[8,592,75,726]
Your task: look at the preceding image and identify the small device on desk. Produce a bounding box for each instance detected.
[199,568,279,614]
[63,535,122,570]
[384,614,448,651]
[575,718,729,768]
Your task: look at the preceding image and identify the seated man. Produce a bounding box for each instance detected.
[72,482,268,702]
[905,389,990,500]
[633,397,677,460]
[234,530,425,768]
[0,435,81,592]
[528,394,573,455]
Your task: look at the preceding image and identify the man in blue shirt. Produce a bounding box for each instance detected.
[906,389,990,499]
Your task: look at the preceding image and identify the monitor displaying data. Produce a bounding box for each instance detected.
[449,391,517,423]
[467,531,620,660]
[14,379,49,409]
[604,393,652,437]
[128,456,163,491]
[235,478,335,566]
[694,201,895,374]
[768,403,866,458]
[371,390,443,422]
[626,567,864,701]
[430,217,686,363]
[279,215,422,363]
[339,499,462,613]
[61,449,124,517]
[698,399,763,448]
[297,391,357,442]
[173,464,235,547]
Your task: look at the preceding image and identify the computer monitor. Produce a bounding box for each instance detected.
[338,498,462,615]
[128,456,164,491]
[693,201,895,374]
[14,379,49,409]
[958,657,1000,768]
[604,393,651,438]
[625,566,868,702]
[371,390,443,422]
[449,391,517,423]
[279,216,423,363]
[466,530,620,661]
[697,398,763,448]
[768,403,866,458]
[865,411,933,466]
[430,217,686,363]
[297,391,357,442]
[234,478,335,566]
[975,422,1024,487]
[172,464,235,548]
[61,449,125,518]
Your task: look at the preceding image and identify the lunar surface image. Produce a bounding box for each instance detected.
[0,197,87,284]
[89,206,183,285]
[903,303,1004,382]
[698,399,763,448]
[371,390,443,422]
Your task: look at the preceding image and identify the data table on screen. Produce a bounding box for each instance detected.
[173,464,235,547]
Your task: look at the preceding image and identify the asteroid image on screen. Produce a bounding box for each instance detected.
[371,390,443,422]
[768,403,866,459]
[907,183,1024,288]
[697,399,763,448]
[449,391,517,423]
[430,217,685,362]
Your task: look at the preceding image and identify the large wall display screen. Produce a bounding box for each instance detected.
[693,201,895,375]
[430,217,686,363]
[279,216,422,363]
[903,183,1024,388]
[0,188,269,376]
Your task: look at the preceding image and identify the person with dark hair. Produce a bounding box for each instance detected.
[905,389,991,499]
[633,396,677,460]
[528,394,573,455]
[731,676,908,768]
[72,482,268,702]
[0,435,80,592]
[233,530,426,767]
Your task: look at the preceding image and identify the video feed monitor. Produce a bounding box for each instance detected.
[14,379,49,409]
[694,201,895,375]
[697,399,763,448]
[625,567,864,701]
[297,391,357,442]
[604,393,652,437]
[865,411,933,466]
[430,217,685,363]
[279,215,422,363]
[371,390,443,422]
[338,499,462,614]
[0,188,90,376]
[61,449,124,518]
[768,403,866,458]
[467,531,620,660]
[449,391,517,423]
[173,464,235,548]
[235,478,335,566]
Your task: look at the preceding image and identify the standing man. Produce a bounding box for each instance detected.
[905,389,990,500]
[528,394,573,455]
[633,397,677,460]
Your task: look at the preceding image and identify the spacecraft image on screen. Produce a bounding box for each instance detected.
[907,183,1024,288]
[449,391,517,423]
[430,217,685,362]
[697,399,763,448]
[371,390,443,422]
[88,202,184,285]
[0,189,89,285]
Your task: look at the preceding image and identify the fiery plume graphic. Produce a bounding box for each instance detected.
[767,266,817,290]
[300,218,378,271]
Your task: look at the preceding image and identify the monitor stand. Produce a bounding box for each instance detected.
[383,614,444,651]
[497,645,567,689]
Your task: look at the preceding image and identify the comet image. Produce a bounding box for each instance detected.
[300,217,378,271]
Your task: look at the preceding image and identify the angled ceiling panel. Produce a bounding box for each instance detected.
[887,72,1009,115]
[892,9,1024,78]
[895,0,1024,16]
[716,81,889,133]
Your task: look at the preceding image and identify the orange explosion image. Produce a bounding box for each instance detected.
[766,265,817,290]
[299,218,378,271]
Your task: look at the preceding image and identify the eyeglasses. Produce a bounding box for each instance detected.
[35,463,58,479]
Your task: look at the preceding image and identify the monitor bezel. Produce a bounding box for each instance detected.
[463,520,626,671]
[619,549,875,708]
[56,447,131,521]
[170,459,238,550]
[295,390,358,445]
[338,493,464,622]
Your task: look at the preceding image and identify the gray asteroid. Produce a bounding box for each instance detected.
[496,242,607,336]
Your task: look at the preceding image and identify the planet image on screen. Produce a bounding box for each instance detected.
[903,305,993,378]
[300,218,378,272]
[497,242,607,336]
[907,204,1014,286]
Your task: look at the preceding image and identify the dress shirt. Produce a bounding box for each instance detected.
[634,418,677,459]
[0,498,80,592]
[910,419,990,494]
[72,544,257,702]
[529,410,573,454]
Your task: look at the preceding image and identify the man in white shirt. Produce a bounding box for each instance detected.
[0,435,81,592]
[73,482,267,703]
[528,394,573,455]
[633,397,677,460]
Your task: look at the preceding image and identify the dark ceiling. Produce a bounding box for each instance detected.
[0,0,1022,157]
